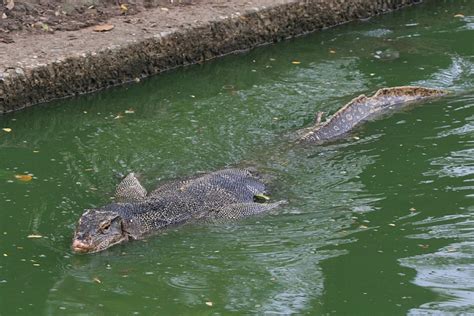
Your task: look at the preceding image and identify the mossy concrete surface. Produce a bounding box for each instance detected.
[0,0,422,113]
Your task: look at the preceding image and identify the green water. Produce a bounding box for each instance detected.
[1,1,473,314]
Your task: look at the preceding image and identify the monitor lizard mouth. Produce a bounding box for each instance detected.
[71,233,130,254]
[71,239,93,253]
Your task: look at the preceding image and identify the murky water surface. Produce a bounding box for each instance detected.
[1,1,473,314]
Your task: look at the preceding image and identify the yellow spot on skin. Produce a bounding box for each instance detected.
[254,194,270,201]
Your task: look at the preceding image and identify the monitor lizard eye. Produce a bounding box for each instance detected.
[99,221,111,232]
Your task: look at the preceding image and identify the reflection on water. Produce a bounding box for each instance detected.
[400,88,474,314]
[402,210,474,314]
[0,0,473,314]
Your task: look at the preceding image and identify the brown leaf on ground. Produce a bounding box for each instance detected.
[5,0,15,11]
[93,24,114,32]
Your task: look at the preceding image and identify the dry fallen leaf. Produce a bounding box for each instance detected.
[27,234,43,239]
[5,0,14,10]
[2,128,12,132]
[160,7,169,12]
[15,174,33,182]
[291,60,301,65]
[93,24,114,32]
[120,4,128,13]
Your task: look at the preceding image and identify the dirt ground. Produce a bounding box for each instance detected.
[0,0,198,43]
[0,0,277,69]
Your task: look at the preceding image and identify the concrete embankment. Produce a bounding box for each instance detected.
[0,0,422,113]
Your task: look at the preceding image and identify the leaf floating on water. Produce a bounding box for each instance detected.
[124,109,135,114]
[329,49,336,54]
[409,207,416,212]
[15,174,33,182]
[93,277,102,284]
[388,223,396,227]
[2,128,12,133]
[114,114,123,119]
[93,24,114,32]
[27,234,43,239]
[454,14,465,18]
[205,301,213,307]
[359,225,368,229]
[291,60,301,65]
[418,244,429,249]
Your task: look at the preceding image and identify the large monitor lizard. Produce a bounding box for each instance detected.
[72,86,448,253]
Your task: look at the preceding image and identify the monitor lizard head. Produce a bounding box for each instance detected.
[72,209,129,254]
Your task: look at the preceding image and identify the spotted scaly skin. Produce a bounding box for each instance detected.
[72,169,284,253]
[298,86,448,144]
